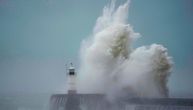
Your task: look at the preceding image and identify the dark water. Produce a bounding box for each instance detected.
[0,93,49,110]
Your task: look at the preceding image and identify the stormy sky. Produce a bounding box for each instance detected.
[0,0,193,97]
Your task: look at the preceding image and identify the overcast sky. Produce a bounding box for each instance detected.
[0,0,193,97]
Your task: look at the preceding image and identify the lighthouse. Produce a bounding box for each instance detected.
[67,63,77,94]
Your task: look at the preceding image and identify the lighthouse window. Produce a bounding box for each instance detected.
[69,71,75,75]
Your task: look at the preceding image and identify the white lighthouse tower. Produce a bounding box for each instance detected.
[67,63,77,94]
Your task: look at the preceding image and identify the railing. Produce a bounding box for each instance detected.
[49,94,193,110]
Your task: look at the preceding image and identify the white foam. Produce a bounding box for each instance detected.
[77,0,173,100]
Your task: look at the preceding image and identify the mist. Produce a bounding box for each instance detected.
[0,58,68,94]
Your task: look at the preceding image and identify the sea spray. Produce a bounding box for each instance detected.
[77,0,172,101]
